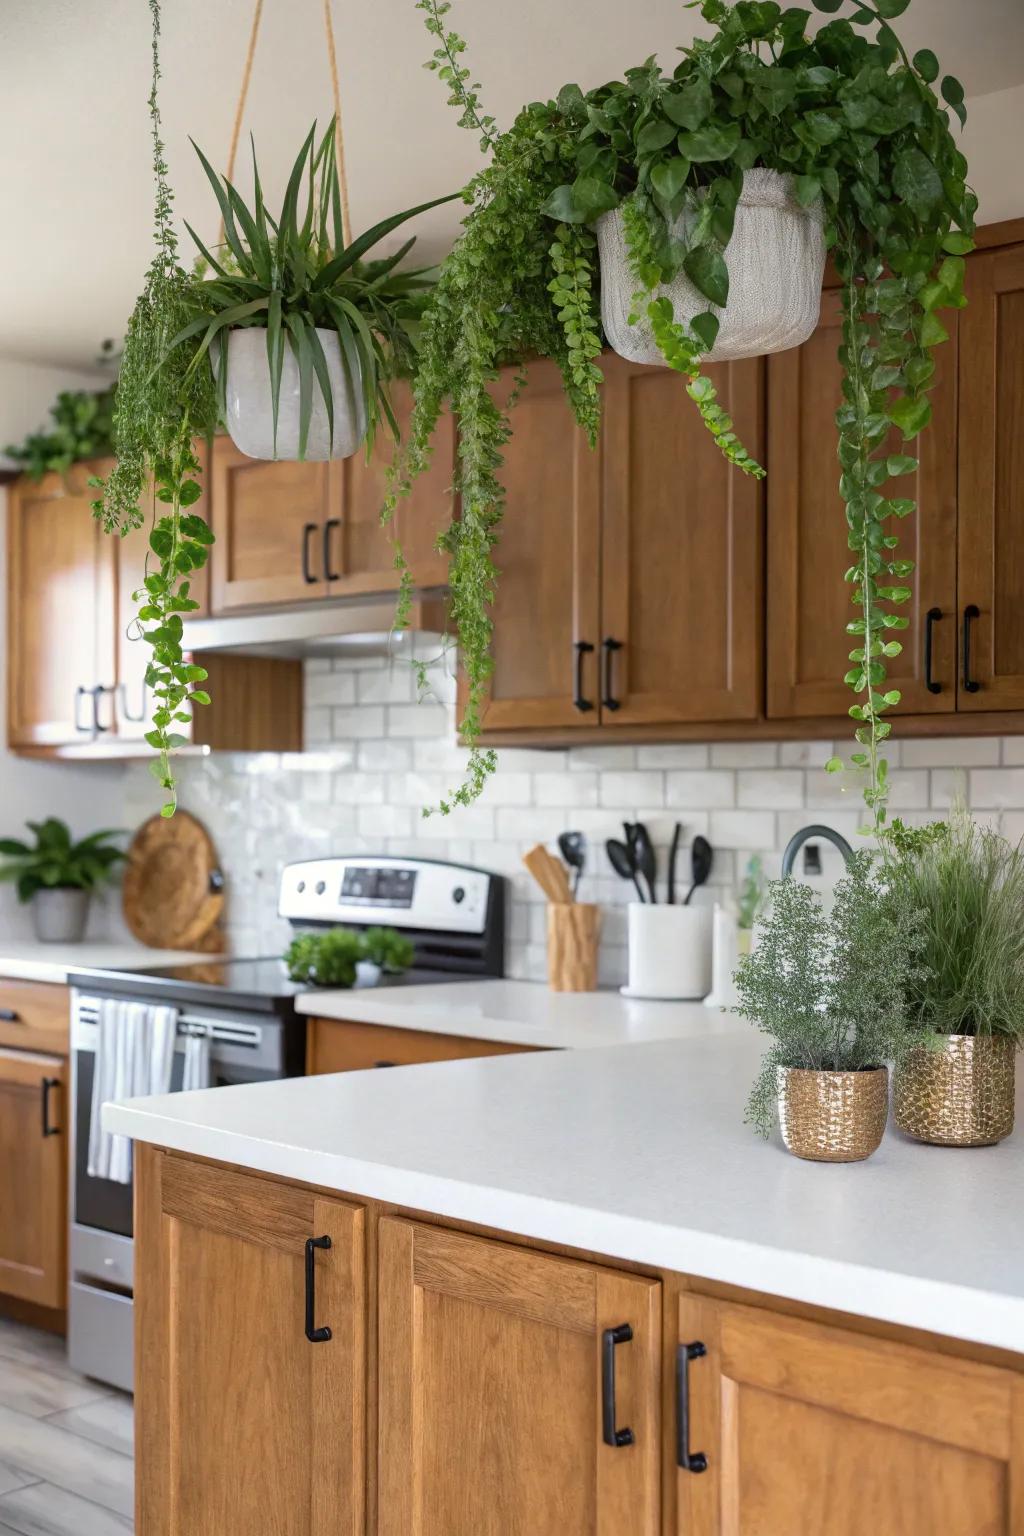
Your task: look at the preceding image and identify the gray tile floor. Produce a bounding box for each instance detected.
[0,1319,133,1534]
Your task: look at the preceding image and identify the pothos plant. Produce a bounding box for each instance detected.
[391,0,973,823]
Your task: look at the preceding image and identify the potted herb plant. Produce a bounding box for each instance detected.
[885,813,1024,1147]
[736,853,766,955]
[392,0,973,820]
[284,927,414,989]
[0,820,127,943]
[735,852,926,1161]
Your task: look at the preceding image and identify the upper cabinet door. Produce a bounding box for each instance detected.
[598,355,764,724]
[676,1292,1024,1536]
[7,467,115,746]
[327,381,454,596]
[378,1218,661,1536]
[957,244,1024,710]
[136,1152,364,1536]
[766,289,958,718]
[0,1051,65,1309]
[472,359,602,732]
[209,439,336,610]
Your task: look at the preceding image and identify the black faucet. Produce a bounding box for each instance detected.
[780,823,855,879]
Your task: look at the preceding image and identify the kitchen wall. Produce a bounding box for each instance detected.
[120,648,1024,985]
[0,357,128,939]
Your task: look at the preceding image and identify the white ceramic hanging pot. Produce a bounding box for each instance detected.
[223,326,368,462]
[596,168,826,365]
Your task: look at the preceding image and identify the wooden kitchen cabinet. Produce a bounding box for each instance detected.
[7,463,115,747]
[0,1050,65,1309]
[377,1218,661,1536]
[470,353,762,736]
[957,243,1024,710]
[766,287,960,719]
[135,1151,365,1536]
[676,1292,1024,1536]
[305,1016,536,1073]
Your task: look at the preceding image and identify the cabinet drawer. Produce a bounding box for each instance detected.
[306,1016,537,1075]
[0,979,69,1054]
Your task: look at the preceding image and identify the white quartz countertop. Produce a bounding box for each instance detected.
[105,1033,1024,1354]
[296,978,747,1050]
[0,941,211,986]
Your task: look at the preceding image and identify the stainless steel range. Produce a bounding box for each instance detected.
[67,854,506,1390]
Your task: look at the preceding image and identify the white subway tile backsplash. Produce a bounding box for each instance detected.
[998,737,1024,765]
[331,705,385,739]
[710,742,778,767]
[969,769,1024,808]
[356,663,415,705]
[736,769,803,808]
[901,737,1001,768]
[571,745,638,771]
[599,771,665,808]
[778,740,833,768]
[534,771,598,807]
[636,744,709,768]
[305,671,357,707]
[709,810,776,849]
[666,770,737,809]
[387,703,451,738]
[357,739,413,773]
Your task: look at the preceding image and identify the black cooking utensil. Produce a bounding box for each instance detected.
[683,835,713,905]
[667,822,682,905]
[606,838,645,902]
[558,831,586,897]
[629,820,658,904]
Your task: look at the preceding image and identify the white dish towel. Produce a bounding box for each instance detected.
[181,1029,211,1094]
[87,999,177,1185]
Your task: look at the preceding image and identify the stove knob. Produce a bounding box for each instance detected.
[297,880,306,893]
[315,880,326,895]
[452,885,466,904]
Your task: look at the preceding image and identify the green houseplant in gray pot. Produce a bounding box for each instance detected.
[735,852,926,1161]
[886,812,1024,1147]
[0,820,127,943]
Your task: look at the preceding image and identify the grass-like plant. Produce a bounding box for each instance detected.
[284,925,414,989]
[170,119,455,458]
[884,811,1024,1042]
[0,820,126,904]
[735,852,927,1135]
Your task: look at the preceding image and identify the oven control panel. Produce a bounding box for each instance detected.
[278,856,493,934]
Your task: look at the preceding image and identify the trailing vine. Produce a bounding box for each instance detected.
[91,0,218,814]
[397,0,973,821]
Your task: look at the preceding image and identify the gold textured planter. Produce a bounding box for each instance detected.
[777,1065,889,1163]
[894,1035,1016,1147]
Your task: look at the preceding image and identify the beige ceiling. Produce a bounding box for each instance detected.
[1,0,1022,369]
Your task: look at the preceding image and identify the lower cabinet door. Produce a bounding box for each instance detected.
[377,1219,661,1536]
[0,1050,65,1308]
[135,1151,364,1536]
[676,1293,1024,1536]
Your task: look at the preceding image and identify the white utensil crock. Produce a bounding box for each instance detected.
[622,903,713,1000]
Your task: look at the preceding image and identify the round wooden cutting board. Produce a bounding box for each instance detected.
[122,811,226,953]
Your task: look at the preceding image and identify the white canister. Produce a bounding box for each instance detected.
[621,904,713,1001]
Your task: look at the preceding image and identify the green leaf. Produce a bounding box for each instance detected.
[266,290,284,456]
[892,148,943,213]
[794,174,821,208]
[636,120,677,155]
[811,0,843,11]
[885,454,919,478]
[888,395,932,439]
[683,246,729,308]
[874,0,909,14]
[311,191,461,290]
[677,123,741,163]
[941,74,966,126]
[542,184,587,224]
[570,176,619,219]
[284,313,314,461]
[802,110,842,145]
[825,756,843,773]
[912,48,939,83]
[662,78,712,131]
[920,311,949,347]
[306,325,335,451]
[753,67,797,116]
[941,232,974,256]
[690,311,720,352]
[650,156,691,203]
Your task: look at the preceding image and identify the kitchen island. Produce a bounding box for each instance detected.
[109,1030,1024,1536]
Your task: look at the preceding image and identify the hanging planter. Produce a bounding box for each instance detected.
[390,0,975,820]
[223,326,367,463]
[596,168,825,366]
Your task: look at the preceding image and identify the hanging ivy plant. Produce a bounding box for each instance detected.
[393,0,974,824]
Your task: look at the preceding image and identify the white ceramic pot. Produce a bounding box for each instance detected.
[224,326,368,462]
[621,903,713,1000]
[32,888,90,943]
[596,168,826,365]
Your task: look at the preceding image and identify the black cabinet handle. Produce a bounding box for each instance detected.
[301,522,318,585]
[41,1077,60,1138]
[601,1323,635,1448]
[601,638,623,713]
[74,685,93,734]
[924,607,942,694]
[116,681,147,723]
[91,685,112,735]
[323,518,341,582]
[304,1235,332,1342]
[676,1342,708,1473]
[573,640,595,713]
[962,604,981,693]
[373,1060,397,1068]
[0,1009,21,1023]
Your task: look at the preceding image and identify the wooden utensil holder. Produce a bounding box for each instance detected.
[547,904,601,992]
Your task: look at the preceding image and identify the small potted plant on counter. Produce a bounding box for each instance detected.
[0,819,127,943]
[736,854,766,956]
[284,926,414,990]
[886,812,1024,1147]
[736,852,926,1162]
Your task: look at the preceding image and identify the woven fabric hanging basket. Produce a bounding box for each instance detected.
[596,168,826,366]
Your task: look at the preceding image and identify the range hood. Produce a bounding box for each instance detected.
[182,590,449,660]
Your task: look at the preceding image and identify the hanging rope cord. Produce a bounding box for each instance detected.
[217,0,352,248]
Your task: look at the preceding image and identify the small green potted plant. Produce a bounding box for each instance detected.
[284,926,415,989]
[736,853,766,955]
[885,812,1024,1147]
[735,852,926,1161]
[0,819,127,943]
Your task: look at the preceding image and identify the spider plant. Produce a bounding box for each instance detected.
[170,117,457,457]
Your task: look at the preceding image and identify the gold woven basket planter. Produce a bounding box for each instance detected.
[777,1065,889,1163]
[894,1034,1016,1147]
